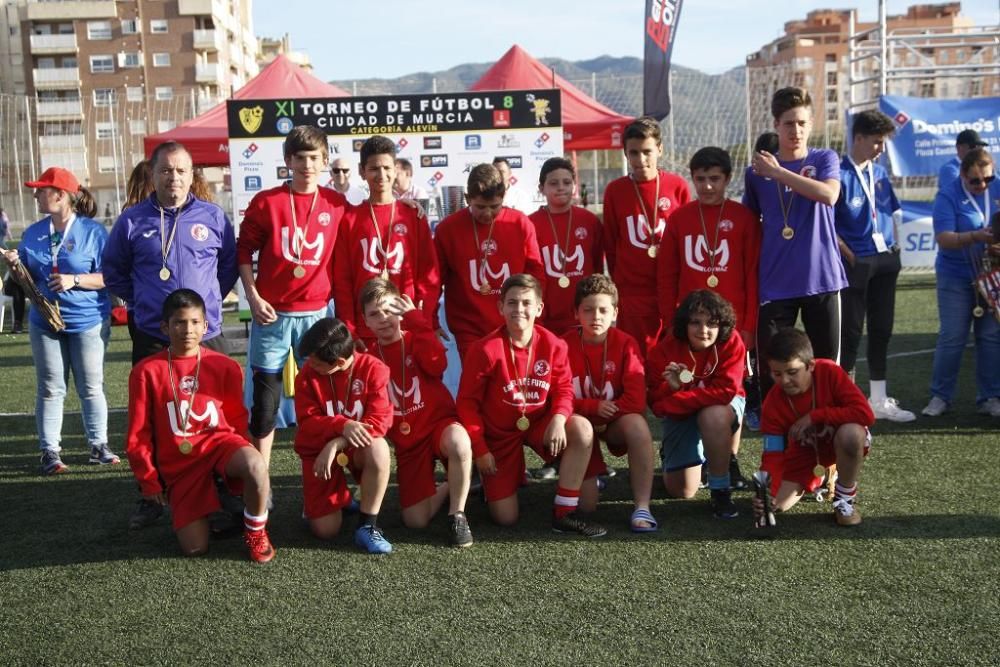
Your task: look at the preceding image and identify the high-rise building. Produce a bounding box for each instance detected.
[258,32,310,71]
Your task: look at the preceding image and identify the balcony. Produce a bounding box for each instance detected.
[26,1,115,20]
[193,29,221,51]
[33,67,80,89]
[36,99,84,120]
[29,34,78,54]
[39,134,86,151]
[39,151,88,177]
[195,62,223,84]
[178,0,226,18]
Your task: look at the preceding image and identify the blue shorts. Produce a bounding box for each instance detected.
[248,309,325,373]
[660,395,746,473]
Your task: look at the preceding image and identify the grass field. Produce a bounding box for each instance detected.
[1,276,998,666]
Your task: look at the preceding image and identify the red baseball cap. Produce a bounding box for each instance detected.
[24,167,81,193]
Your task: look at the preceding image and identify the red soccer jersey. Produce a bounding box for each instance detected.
[561,326,646,428]
[125,348,250,496]
[646,331,747,419]
[457,325,574,458]
[236,184,347,312]
[368,310,458,450]
[434,207,545,357]
[603,170,691,316]
[293,351,393,458]
[528,205,605,335]
[658,198,761,335]
[332,200,440,342]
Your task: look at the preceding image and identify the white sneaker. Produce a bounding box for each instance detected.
[869,397,916,422]
[977,397,1000,417]
[921,396,949,417]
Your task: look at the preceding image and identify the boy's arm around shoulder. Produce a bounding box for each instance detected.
[125,362,162,496]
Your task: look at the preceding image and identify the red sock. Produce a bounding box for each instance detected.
[553,486,580,519]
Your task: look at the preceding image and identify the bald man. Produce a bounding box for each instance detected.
[326,156,368,205]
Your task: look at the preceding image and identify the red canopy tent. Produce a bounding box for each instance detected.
[143,55,350,166]
[470,45,631,151]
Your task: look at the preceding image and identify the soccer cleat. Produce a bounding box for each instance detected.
[533,465,558,481]
[449,512,474,548]
[729,454,748,491]
[552,511,607,538]
[354,524,393,554]
[833,496,862,526]
[710,489,739,519]
[869,397,916,423]
[88,444,121,465]
[976,397,1000,417]
[244,528,276,564]
[744,407,761,432]
[40,449,68,475]
[921,396,948,417]
[128,498,164,530]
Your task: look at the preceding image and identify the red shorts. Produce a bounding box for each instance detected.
[614,311,661,358]
[764,427,872,494]
[165,437,249,530]
[394,419,457,509]
[300,453,363,520]
[480,415,605,502]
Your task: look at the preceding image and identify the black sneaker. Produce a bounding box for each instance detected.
[711,489,739,519]
[128,498,164,530]
[449,511,474,548]
[729,454,748,491]
[552,511,607,538]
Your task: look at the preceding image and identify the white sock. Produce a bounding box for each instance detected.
[869,380,887,402]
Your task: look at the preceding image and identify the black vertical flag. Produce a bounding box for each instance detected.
[643,0,684,120]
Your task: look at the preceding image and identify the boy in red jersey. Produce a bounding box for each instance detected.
[435,164,544,362]
[294,317,395,554]
[237,125,347,470]
[529,157,605,335]
[758,327,874,527]
[603,116,691,356]
[563,275,656,532]
[126,289,274,563]
[457,274,606,536]
[333,136,439,347]
[647,290,746,519]
[360,278,475,547]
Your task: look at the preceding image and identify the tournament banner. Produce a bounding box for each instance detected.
[879,95,999,177]
[643,0,683,120]
[898,199,936,270]
[227,89,563,228]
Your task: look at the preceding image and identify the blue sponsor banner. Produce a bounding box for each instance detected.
[878,95,999,177]
[899,199,936,269]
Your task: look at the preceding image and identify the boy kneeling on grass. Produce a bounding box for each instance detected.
[646,290,747,519]
[457,273,607,537]
[360,277,475,548]
[125,289,274,563]
[757,327,875,527]
[294,317,394,554]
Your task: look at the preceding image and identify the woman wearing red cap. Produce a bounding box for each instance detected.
[1,167,120,474]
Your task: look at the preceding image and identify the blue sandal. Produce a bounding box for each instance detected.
[630,507,658,533]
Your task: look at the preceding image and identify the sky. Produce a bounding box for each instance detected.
[252,0,1000,81]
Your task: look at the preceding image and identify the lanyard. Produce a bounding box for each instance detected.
[578,330,608,399]
[544,205,575,275]
[629,173,662,251]
[328,357,356,417]
[158,205,182,271]
[507,334,535,418]
[48,214,76,268]
[368,200,397,271]
[961,184,990,226]
[167,348,201,438]
[848,158,878,224]
[288,184,319,260]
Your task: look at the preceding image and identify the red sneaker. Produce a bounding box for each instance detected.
[244,528,276,564]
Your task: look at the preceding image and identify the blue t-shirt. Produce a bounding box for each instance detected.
[18,215,110,333]
[932,177,1000,281]
[937,157,961,193]
[835,156,900,257]
[743,147,847,302]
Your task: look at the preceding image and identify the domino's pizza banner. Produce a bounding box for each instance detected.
[879,95,1000,177]
[226,89,563,226]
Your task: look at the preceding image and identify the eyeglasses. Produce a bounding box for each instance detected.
[330,168,351,174]
[967,175,996,187]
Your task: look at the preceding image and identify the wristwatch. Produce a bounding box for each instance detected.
[73,274,81,287]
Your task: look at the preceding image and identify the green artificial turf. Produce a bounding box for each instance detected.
[1,278,998,666]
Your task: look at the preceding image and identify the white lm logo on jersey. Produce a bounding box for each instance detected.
[387,377,423,416]
[541,244,585,279]
[684,236,730,273]
[468,260,510,294]
[166,400,219,436]
[572,376,614,400]
[281,228,324,266]
[360,237,404,274]
[625,214,665,250]
[324,399,365,421]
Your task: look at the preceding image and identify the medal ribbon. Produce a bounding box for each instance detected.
[167,348,201,440]
[368,200,397,274]
[696,201,725,279]
[544,206,575,280]
[328,357,356,418]
[376,334,407,424]
[578,330,609,399]
[506,334,535,422]
[470,210,499,290]
[685,344,719,381]
[158,205,183,275]
[630,173,662,253]
[288,184,319,264]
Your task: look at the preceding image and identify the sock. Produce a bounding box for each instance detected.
[359,512,378,528]
[870,380,887,402]
[243,509,268,532]
[834,481,857,501]
[553,486,580,519]
[708,473,731,491]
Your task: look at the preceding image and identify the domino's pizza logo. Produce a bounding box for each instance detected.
[396,137,409,152]
[242,143,258,159]
[533,360,550,377]
[534,132,551,149]
[893,111,911,128]
[426,171,444,188]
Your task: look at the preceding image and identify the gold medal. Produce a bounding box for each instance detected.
[706,274,719,288]
[336,452,350,467]
[678,369,694,384]
[159,267,171,281]
[478,282,492,295]
[380,269,389,280]
[782,226,795,240]
[558,276,570,289]
[813,464,826,478]
[516,415,531,431]
[973,305,985,318]
[399,421,411,435]
[647,245,658,258]
[178,439,193,455]
[293,265,306,279]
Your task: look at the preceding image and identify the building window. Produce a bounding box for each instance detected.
[157,120,176,133]
[150,20,168,34]
[36,56,56,69]
[152,53,170,67]
[95,122,114,140]
[62,56,77,68]
[89,55,114,74]
[121,19,138,35]
[154,87,173,101]
[129,120,146,135]
[827,107,838,121]
[87,21,112,40]
[826,89,837,103]
[97,156,117,173]
[826,71,837,86]
[920,81,935,98]
[969,80,982,96]
[93,89,116,107]
[126,87,143,102]
[119,52,141,68]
